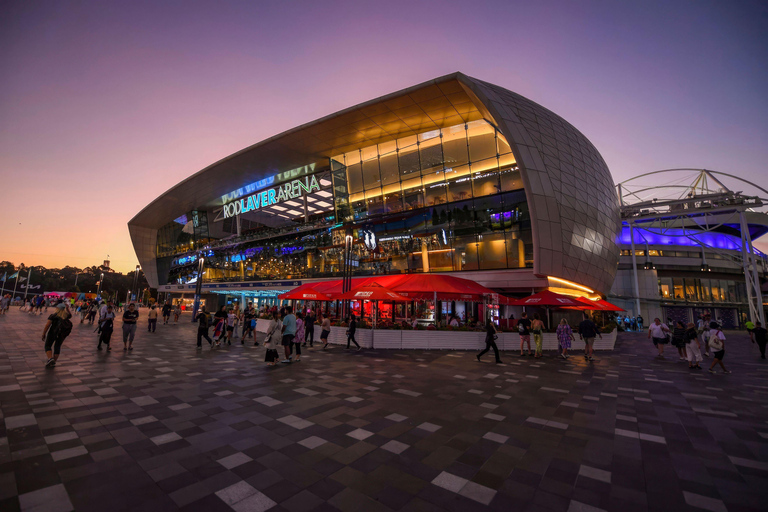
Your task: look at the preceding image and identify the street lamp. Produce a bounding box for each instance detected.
[342,227,353,319]
[96,272,104,298]
[132,265,141,303]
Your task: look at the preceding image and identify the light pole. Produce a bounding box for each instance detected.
[192,255,205,321]
[132,265,141,303]
[96,272,104,299]
[342,228,353,319]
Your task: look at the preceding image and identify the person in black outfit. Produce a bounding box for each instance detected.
[477,320,502,363]
[162,302,172,324]
[242,306,254,343]
[42,303,73,367]
[98,305,116,351]
[753,321,767,360]
[303,310,315,347]
[196,306,213,349]
[213,306,228,342]
[346,315,361,351]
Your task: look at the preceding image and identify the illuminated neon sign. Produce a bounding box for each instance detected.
[222,175,321,219]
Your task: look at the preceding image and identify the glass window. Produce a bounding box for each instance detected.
[446,167,472,203]
[451,234,479,271]
[659,278,672,299]
[362,147,380,190]
[505,230,525,268]
[673,278,684,300]
[398,136,419,177]
[425,181,447,207]
[419,133,443,175]
[477,232,507,269]
[685,279,698,302]
[365,188,384,216]
[710,280,721,301]
[442,124,468,168]
[378,142,399,185]
[700,279,711,301]
[401,177,424,211]
[472,159,501,198]
[467,120,497,161]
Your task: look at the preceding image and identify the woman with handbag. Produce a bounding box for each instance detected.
[477,320,503,364]
[263,313,281,366]
[707,322,731,374]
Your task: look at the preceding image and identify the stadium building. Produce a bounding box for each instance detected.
[128,72,622,319]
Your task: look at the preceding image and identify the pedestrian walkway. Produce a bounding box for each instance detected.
[0,310,766,511]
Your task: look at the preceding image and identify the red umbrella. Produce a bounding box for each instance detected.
[278,287,333,301]
[595,299,625,312]
[512,290,584,307]
[336,283,410,302]
[573,297,609,310]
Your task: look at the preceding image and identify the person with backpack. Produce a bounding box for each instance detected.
[195,306,214,349]
[98,304,116,351]
[684,322,702,369]
[42,303,73,367]
[707,322,731,374]
[162,302,172,324]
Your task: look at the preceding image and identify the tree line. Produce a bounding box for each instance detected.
[0,261,155,302]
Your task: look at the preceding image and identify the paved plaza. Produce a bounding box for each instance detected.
[0,310,767,512]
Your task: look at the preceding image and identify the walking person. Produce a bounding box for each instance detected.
[751,321,767,359]
[303,309,315,347]
[122,303,139,351]
[263,312,281,366]
[147,305,158,332]
[213,306,227,342]
[173,303,181,324]
[531,313,545,359]
[196,306,214,349]
[685,322,702,369]
[518,312,532,356]
[294,312,305,362]
[578,313,602,362]
[242,305,254,343]
[280,307,297,363]
[225,308,236,345]
[98,304,116,351]
[320,313,331,350]
[162,302,172,324]
[346,314,361,351]
[707,322,731,374]
[672,321,687,361]
[42,303,73,367]
[698,314,711,357]
[476,320,502,363]
[556,318,574,359]
[86,302,98,324]
[648,317,669,358]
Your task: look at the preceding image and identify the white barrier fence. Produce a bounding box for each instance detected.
[255,321,617,351]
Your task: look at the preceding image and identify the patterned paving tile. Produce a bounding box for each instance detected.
[0,311,767,511]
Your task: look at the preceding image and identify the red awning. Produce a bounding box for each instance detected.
[336,284,410,301]
[595,299,625,311]
[573,297,609,310]
[511,290,584,308]
[279,274,512,303]
[278,287,334,301]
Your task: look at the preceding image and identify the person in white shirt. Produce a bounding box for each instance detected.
[647,318,669,357]
[706,322,731,374]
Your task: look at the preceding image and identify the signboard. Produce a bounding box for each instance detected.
[221,175,320,219]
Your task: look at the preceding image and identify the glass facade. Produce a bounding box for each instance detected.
[163,119,532,285]
[658,277,747,304]
[156,211,210,258]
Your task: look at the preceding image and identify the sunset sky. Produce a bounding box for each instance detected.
[1,0,766,273]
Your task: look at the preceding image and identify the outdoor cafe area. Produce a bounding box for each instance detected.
[259,275,623,350]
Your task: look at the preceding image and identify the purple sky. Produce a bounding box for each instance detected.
[1,0,766,273]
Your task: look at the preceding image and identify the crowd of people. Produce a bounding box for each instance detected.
[3,294,765,373]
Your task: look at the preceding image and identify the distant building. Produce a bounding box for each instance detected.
[610,170,767,328]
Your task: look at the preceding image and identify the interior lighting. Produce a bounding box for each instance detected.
[546,276,594,294]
